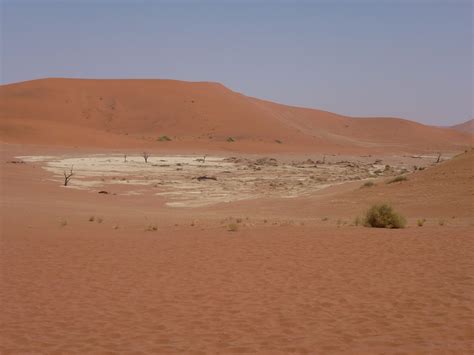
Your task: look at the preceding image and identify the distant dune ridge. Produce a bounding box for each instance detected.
[0,78,471,153]
[450,118,474,134]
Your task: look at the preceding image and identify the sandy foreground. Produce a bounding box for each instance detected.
[1,144,473,354]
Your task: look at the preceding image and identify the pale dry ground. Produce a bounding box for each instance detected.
[17,152,437,207]
[1,144,473,354]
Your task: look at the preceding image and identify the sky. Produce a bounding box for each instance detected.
[0,0,472,125]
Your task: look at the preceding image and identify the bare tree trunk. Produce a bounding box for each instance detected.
[436,152,441,163]
[124,154,127,163]
[63,166,74,186]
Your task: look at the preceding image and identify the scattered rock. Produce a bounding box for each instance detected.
[194,176,217,181]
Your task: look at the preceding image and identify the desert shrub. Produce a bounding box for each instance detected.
[361,181,375,188]
[387,175,408,184]
[89,216,95,222]
[438,219,445,226]
[157,135,171,142]
[145,224,158,232]
[417,218,426,227]
[97,217,103,224]
[226,137,235,142]
[363,203,406,229]
[228,223,239,232]
[275,139,283,144]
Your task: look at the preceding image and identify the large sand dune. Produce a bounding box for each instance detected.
[1,78,471,153]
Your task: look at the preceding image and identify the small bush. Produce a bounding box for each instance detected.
[157,135,172,142]
[228,223,239,232]
[89,216,95,222]
[145,224,158,232]
[438,219,445,226]
[226,137,235,142]
[363,203,406,229]
[387,175,408,184]
[97,217,103,224]
[361,181,375,188]
[417,218,426,227]
[60,219,68,227]
[275,139,283,144]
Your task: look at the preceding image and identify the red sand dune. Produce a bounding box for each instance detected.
[450,118,474,134]
[1,78,471,153]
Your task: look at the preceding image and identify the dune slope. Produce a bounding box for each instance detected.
[0,78,471,153]
[450,118,474,134]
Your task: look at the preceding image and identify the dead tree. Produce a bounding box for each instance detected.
[142,152,150,163]
[124,154,127,163]
[436,152,442,163]
[196,154,207,164]
[63,166,74,186]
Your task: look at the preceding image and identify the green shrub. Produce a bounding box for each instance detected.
[363,203,406,229]
[145,224,158,232]
[387,175,408,184]
[157,135,172,142]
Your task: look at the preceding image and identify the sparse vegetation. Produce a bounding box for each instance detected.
[387,175,408,184]
[275,139,283,144]
[361,181,376,188]
[226,137,235,142]
[228,223,239,232]
[60,219,68,227]
[145,224,158,232]
[321,217,329,221]
[438,219,445,226]
[97,217,103,224]
[363,203,406,229]
[157,135,172,142]
[417,218,426,227]
[142,152,150,163]
[89,216,95,222]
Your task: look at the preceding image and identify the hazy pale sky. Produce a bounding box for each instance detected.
[1,0,472,125]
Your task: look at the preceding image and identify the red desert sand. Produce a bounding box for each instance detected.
[0,79,473,353]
